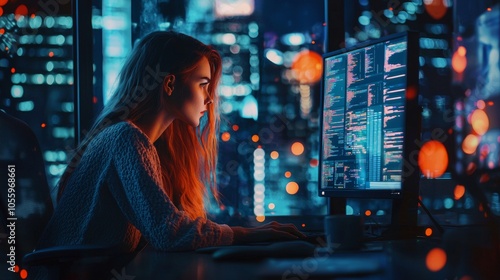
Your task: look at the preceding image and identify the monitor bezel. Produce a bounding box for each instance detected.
[318,31,421,200]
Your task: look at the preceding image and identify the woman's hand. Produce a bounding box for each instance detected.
[231,221,307,244]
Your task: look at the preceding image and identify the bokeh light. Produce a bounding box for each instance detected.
[418,140,449,178]
[270,151,279,159]
[221,132,231,142]
[454,185,466,200]
[452,47,467,73]
[286,182,299,195]
[425,228,433,236]
[364,210,372,216]
[20,269,28,279]
[15,5,28,20]
[284,171,292,178]
[424,0,448,20]
[268,203,275,210]
[291,50,323,84]
[470,109,489,135]
[291,142,305,156]
[425,247,447,272]
[256,215,265,222]
[251,134,259,142]
[462,134,480,154]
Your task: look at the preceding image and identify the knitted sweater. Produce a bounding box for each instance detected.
[37,121,233,252]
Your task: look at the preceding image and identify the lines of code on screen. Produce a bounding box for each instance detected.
[321,36,408,191]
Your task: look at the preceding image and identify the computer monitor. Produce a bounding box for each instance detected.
[318,31,421,238]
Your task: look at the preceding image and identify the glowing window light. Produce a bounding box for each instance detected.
[215,0,255,18]
[254,183,265,193]
[286,182,299,195]
[291,142,305,156]
[44,16,55,28]
[265,49,284,65]
[11,85,23,98]
[17,101,34,111]
[346,205,354,215]
[444,198,454,209]
[281,33,305,46]
[240,94,258,120]
[425,248,447,272]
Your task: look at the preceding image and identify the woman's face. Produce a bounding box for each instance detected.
[174,56,213,127]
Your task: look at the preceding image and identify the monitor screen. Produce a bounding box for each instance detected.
[319,32,420,199]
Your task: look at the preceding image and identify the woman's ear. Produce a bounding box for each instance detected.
[163,74,176,96]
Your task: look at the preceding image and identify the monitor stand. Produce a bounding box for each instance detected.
[328,196,418,240]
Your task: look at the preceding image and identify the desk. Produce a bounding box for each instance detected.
[123,238,489,280]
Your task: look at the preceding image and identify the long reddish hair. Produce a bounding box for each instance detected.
[58,31,221,220]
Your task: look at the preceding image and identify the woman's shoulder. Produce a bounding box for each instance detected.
[92,121,151,148]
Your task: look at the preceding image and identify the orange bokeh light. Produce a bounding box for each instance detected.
[309,158,319,167]
[221,132,231,142]
[256,216,265,222]
[15,4,28,20]
[291,50,323,84]
[452,49,467,73]
[418,140,448,178]
[41,123,46,128]
[251,134,259,142]
[462,134,480,155]
[270,151,279,159]
[470,109,489,135]
[291,142,304,156]
[14,265,19,273]
[0,0,8,6]
[425,228,433,236]
[232,124,239,131]
[426,247,447,272]
[406,86,417,100]
[284,171,291,178]
[20,269,28,279]
[454,185,465,200]
[365,210,372,216]
[286,182,299,195]
[424,0,448,20]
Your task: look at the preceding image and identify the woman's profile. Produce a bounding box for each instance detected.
[37,31,304,252]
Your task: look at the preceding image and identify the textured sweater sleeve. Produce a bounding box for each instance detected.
[108,124,233,251]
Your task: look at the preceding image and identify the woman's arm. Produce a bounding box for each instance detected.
[109,125,233,251]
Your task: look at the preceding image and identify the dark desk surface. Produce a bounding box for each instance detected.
[123,237,495,280]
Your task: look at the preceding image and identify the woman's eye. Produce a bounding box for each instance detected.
[201,83,209,87]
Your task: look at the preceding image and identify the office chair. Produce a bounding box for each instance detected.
[0,110,143,279]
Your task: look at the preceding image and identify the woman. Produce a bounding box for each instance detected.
[37,31,304,252]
